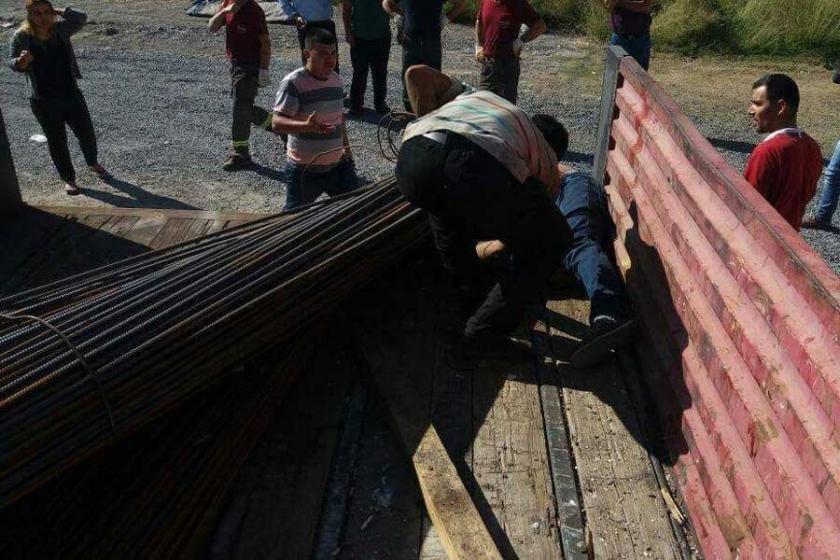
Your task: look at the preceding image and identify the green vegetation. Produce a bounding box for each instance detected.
[459,0,840,58]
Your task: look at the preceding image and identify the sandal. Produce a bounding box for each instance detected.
[64,182,82,196]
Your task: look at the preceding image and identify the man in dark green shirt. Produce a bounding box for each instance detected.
[342,0,391,114]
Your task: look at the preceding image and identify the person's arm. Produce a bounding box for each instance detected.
[521,18,546,43]
[342,122,353,160]
[608,0,652,14]
[475,2,484,61]
[8,34,32,72]
[208,2,234,32]
[57,7,87,35]
[444,0,467,22]
[271,112,337,135]
[258,33,271,68]
[743,146,778,199]
[341,0,355,46]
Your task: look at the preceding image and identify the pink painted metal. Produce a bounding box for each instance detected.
[600,54,840,558]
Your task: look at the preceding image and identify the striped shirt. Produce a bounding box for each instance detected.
[403,90,561,196]
[274,68,345,171]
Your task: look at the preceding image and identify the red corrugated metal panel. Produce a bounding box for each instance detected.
[600,53,840,558]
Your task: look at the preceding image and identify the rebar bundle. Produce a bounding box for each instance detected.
[0,177,426,506]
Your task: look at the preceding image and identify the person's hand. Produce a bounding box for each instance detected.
[258,68,271,88]
[52,7,66,16]
[474,44,485,62]
[304,112,336,135]
[346,31,355,47]
[16,50,33,70]
[294,14,307,29]
[512,37,524,57]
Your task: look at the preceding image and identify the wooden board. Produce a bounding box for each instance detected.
[354,266,502,560]
[471,356,560,559]
[208,335,355,560]
[546,297,682,559]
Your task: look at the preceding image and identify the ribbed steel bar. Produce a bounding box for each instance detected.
[0,176,427,506]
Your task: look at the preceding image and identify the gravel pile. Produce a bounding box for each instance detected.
[0,0,837,273]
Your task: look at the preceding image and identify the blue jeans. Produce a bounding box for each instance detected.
[557,172,629,323]
[610,32,651,71]
[283,158,359,211]
[814,139,840,224]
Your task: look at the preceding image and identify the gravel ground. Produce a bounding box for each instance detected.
[1,0,837,273]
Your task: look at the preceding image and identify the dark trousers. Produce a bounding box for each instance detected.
[30,90,97,183]
[479,56,521,104]
[230,63,272,155]
[401,32,442,110]
[396,134,572,338]
[350,36,391,109]
[556,171,629,323]
[297,20,339,73]
[283,158,359,210]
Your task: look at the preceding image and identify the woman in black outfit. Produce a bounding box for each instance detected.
[8,0,109,195]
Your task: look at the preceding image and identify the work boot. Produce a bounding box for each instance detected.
[222,153,253,172]
[445,333,534,370]
[569,315,635,368]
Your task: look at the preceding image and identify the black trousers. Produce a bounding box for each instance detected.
[297,20,339,73]
[30,89,97,183]
[396,134,572,338]
[401,32,442,111]
[479,56,521,104]
[349,36,391,108]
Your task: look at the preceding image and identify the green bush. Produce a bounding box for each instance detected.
[458,0,840,57]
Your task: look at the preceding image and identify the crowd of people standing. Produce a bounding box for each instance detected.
[5,0,838,364]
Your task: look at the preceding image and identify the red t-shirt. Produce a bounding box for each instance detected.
[223,0,268,65]
[479,0,539,59]
[743,129,823,231]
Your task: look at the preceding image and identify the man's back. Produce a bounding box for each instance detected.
[744,129,823,230]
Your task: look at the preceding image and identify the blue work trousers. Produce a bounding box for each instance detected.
[813,139,840,224]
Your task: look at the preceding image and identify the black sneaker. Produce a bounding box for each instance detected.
[222,153,253,172]
[445,333,533,370]
[374,104,391,115]
[569,315,635,368]
[801,215,834,230]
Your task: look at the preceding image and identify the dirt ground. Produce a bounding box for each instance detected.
[1,0,839,271]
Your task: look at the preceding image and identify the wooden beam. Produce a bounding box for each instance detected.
[0,106,22,214]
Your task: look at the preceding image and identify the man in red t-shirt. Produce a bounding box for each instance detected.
[209,0,273,171]
[744,73,823,231]
[475,0,545,103]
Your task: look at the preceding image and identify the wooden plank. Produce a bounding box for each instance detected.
[148,217,213,250]
[471,355,560,559]
[338,395,425,560]
[37,205,266,223]
[419,517,449,560]
[546,296,681,559]
[354,272,501,560]
[532,317,588,560]
[0,207,71,287]
[208,336,355,560]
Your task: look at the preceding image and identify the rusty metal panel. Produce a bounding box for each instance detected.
[596,51,840,558]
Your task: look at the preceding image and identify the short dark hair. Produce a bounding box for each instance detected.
[531,114,568,161]
[752,73,800,115]
[304,27,336,49]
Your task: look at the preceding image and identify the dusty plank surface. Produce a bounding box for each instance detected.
[339,396,425,560]
[546,296,681,559]
[208,337,355,560]
[354,262,502,560]
[472,355,561,559]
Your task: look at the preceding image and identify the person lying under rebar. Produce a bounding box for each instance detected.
[403,65,635,367]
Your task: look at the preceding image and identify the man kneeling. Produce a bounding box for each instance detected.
[403,65,635,367]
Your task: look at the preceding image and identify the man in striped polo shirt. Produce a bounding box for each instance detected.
[396,76,573,365]
[271,28,358,210]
